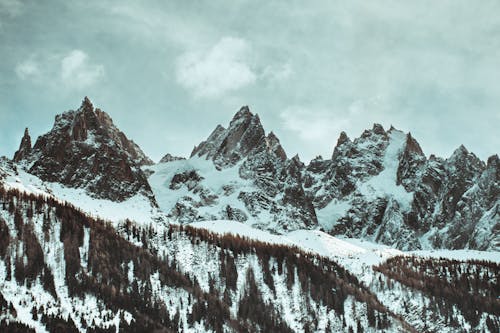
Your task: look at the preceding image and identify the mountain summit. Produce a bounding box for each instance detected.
[12,127,32,162]
[14,97,155,203]
[152,106,316,232]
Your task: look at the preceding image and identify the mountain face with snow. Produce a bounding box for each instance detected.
[1,98,499,332]
[13,97,156,204]
[150,106,317,233]
[0,173,416,333]
[305,126,499,251]
[150,107,498,251]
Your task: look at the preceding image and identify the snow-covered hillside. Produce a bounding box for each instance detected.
[1,98,498,332]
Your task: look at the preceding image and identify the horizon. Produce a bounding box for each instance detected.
[3,95,497,164]
[1,1,499,162]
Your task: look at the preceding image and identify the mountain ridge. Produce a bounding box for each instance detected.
[1,97,499,332]
[9,98,499,251]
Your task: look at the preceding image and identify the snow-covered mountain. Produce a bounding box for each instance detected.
[305,126,499,251]
[14,97,155,205]
[1,98,498,332]
[149,106,499,251]
[149,106,317,233]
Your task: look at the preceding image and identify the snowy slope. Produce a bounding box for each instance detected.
[188,220,500,332]
[191,220,500,266]
[0,161,162,226]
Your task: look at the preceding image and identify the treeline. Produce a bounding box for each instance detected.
[0,184,416,332]
[0,293,35,332]
[374,255,500,331]
[0,185,294,332]
[179,224,390,317]
[140,223,418,332]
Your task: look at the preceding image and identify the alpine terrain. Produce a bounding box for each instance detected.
[0,98,498,333]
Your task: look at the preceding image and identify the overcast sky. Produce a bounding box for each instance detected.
[1,0,499,162]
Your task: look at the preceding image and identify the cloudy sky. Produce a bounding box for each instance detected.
[1,0,499,162]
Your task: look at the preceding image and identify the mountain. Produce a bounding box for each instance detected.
[1,170,498,333]
[0,174,415,333]
[305,127,499,251]
[149,106,316,233]
[14,97,156,204]
[1,98,499,332]
[150,108,498,251]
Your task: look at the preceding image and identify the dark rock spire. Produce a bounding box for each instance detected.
[13,127,32,162]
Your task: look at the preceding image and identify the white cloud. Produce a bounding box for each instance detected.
[15,59,40,80]
[14,50,104,90]
[60,50,104,89]
[176,37,256,98]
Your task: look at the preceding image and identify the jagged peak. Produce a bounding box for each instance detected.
[159,153,186,164]
[449,144,469,160]
[190,105,268,164]
[360,123,387,139]
[79,96,94,113]
[13,127,32,162]
[448,144,485,170]
[486,154,499,168]
[33,98,153,166]
[404,132,424,156]
[266,131,280,144]
[336,131,351,147]
[231,105,253,122]
[372,123,386,135]
[206,124,226,142]
[265,131,287,161]
[228,106,262,132]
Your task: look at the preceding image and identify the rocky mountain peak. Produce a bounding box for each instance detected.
[231,105,253,122]
[13,127,32,162]
[372,123,386,135]
[336,131,350,147]
[404,133,424,156]
[22,98,155,203]
[159,153,185,164]
[447,144,484,172]
[265,131,287,161]
[191,106,267,167]
[81,95,93,110]
[487,154,499,169]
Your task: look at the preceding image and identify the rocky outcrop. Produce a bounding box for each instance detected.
[154,106,317,232]
[159,153,185,163]
[305,125,499,251]
[15,97,156,203]
[13,128,32,163]
[9,98,497,250]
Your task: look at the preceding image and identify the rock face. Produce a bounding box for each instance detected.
[152,109,498,250]
[12,128,32,162]
[151,106,317,232]
[304,125,499,251]
[14,97,155,203]
[159,153,185,163]
[9,99,498,250]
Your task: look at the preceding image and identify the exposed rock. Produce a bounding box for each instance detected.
[16,97,155,203]
[307,125,499,251]
[159,153,185,164]
[13,128,32,163]
[154,106,317,232]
